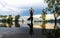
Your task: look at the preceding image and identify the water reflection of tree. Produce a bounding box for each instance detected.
[41,22,55,38]
[45,29,60,38]
[7,15,13,27]
[41,22,60,38]
[15,15,20,27]
[0,23,7,27]
[0,23,13,27]
[54,29,60,38]
[44,0,60,30]
[41,21,47,35]
[8,23,12,28]
[15,22,20,27]
[7,15,13,23]
[54,23,60,38]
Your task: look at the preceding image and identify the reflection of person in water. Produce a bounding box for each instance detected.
[27,21,33,35]
[28,8,34,21]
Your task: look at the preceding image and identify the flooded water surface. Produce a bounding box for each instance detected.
[0,22,60,38]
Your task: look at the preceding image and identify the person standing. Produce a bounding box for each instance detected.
[28,8,34,21]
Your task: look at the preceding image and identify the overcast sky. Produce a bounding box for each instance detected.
[0,0,47,16]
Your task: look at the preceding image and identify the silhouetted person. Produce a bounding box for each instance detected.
[27,8,34,35]
[28,8,34,21]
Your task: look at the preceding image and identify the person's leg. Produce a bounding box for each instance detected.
[27,13,32,20]
[30,17,33,24]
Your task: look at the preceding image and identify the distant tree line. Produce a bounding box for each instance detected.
[0,15,20,23]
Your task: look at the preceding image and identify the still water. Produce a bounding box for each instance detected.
[0,22,60,38]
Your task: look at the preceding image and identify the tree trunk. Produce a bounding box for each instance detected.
[54,17,57,29]
[55,17,57,26]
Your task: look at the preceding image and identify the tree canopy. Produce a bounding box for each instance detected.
[45,0,60,16]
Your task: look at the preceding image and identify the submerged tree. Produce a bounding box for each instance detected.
[41,9,47,21]
[7,15,13,24]
[6,15,13,27]
[15,15,20,22]
[15,15,20,27]
[44,0,60,25]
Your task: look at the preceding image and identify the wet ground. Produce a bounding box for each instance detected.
[1,27,46,38]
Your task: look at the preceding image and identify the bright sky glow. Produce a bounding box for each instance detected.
[0,0,47,16]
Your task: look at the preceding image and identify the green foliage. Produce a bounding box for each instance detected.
[7,15,13,24]
[45,0,60,16]
[41,9,47,21]
[15,15,20,20]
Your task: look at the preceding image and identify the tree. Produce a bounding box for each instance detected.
[7,15,13,24]
[15,15,20,27]
[44,0,60,25]
[41,9,47,21]
[45,0,60,16]
[15,15,20,21]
